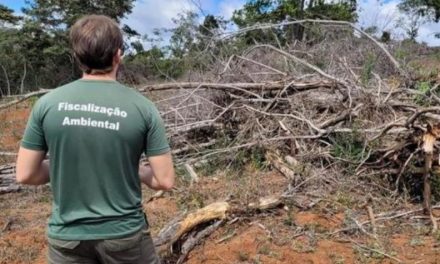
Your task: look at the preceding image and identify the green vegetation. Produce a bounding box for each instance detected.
[0,1,137,94]
[330,132,364,163]
[0,0,362,95]
[232,0,357,44]
[414,81,431,105]
[399,0,440,22]
[330,253,345,264]
[361,53,377,86]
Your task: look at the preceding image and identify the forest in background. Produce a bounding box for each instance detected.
[0,0,438,96]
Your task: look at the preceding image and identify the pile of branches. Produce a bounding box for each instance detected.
[140,21,440,230]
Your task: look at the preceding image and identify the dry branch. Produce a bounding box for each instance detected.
[220,19,403,75]
[0,152,17,156]
[265,151,297,180]
[155,197,288,259]
[154,202,229,247]
[0,89,49,110]
[184,163,199,183]
[0,173,20,194]
[176,220,223,264]
[139,81,334,92]
[248,196,283,210]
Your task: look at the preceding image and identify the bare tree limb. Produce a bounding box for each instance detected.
[0,89,50,110]
[220,19,403,74]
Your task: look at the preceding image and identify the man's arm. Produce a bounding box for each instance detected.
[16,147,49,185]
[139,152,175,191]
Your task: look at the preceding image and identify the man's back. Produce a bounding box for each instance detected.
[22,79,170,240]
[16,14,174,263]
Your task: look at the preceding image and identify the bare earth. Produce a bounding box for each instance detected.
[1,102,440,264]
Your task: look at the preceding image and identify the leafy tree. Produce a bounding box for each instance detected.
[0,0,136,94]
[381,31,391,43]
[399,0,440,39]
[199,15,221,37]
[399,0,440,22]
[0,4,21,24]
[167,11,200,59]
[232,0,357,43]
[0,5,22,96]
[22,0,135,27]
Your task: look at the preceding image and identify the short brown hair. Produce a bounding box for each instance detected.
[70,15,123,74]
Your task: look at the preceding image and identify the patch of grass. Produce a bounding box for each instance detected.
[416,68,439,82]
[175,165,193,183]
[37,194,51,203]
[193,145,268,177]
[176,190,205,211]
[290,162,312,178]
[291,239,316,253]
[329,253,345,264]
[197,159,221,176]
[432,230,440,242]
[250,147,267,170]
[414,81,431,106]
[409,236,425,247]
[304,222,327,233]
[353,242,388,262]
[414,224,431,236]
[227,146,268,172]
[283,211,295,227]
[252,255,262,264]
[361,53,377,86]
[257,243,271,255]
[330,132,365,174]
[394,48,409,61]
[330,133,364,162]
[0,241,41,264]
[335,191,355,208]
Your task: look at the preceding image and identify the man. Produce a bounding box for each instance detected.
[15,15,175,263]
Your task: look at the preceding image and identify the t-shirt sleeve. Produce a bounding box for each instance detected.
[145,104,170,157]
[21,100,48,151]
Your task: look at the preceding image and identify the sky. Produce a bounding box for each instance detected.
[1,0,439,46]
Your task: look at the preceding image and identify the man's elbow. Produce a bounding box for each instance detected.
[160,173,175,191]
[16,170,32,184]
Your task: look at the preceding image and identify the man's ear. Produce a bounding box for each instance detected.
[113,49,122,65]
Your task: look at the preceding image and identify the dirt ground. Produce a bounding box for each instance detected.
[1,102,440,264]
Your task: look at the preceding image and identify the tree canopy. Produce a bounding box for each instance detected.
[399,0,440,22]
[2,0,440,96]
[232,0,357,42]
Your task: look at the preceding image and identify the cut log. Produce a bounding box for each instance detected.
[265,151,296,180]
[154,202,229,247]
[248,196,282,210]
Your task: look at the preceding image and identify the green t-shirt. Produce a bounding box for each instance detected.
[21,79,170,240]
